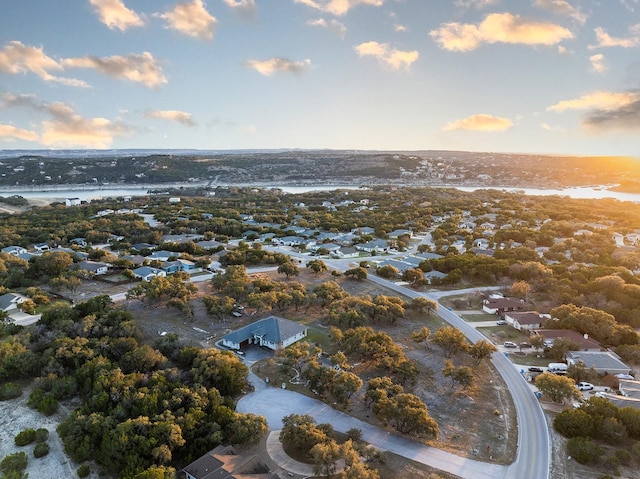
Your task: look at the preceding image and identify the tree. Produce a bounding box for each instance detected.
[329,371,363,406]
[0,452,28,476]
[566,436,603,465]
[311,439,342,478]
[468,339,497,365]
[344,267,367,281]
[530,334,545,353]
[312,281,348,308]
[509,280,531,300]
[376,265,398,279]
[277,341,320,380]
[191,349,249,396]
[277,262,299,278]
[374,393,439,438]
[410,326,431,345]
[546,337,580,361]
[307,259,328,274]
[442,360,474,390]
[401,268,426,286]
[203,295,236,322]
[534,372,581,403]
[431,326,469,358]
[410,297,438,316]
[280,414,332,454]
[567,360,598,384]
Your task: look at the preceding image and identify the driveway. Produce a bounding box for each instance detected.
[237,372,508,479]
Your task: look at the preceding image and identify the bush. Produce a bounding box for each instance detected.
[614,449,631,466]
[632,441,640,460]
[566,436,603,465]
[0,382,22,401]
[14,429,36,446]
[35,428,49,442]
[0,451,28,474]
[28,388,59,415]
[77,464,91,478]
[33,442,50,458]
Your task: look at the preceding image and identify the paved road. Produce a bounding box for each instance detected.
[237,371,507,479]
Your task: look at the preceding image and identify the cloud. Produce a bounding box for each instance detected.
[294,0,384,16]
[583,99,640,131]
[547,91,640,112]
[0,41,88,87]
[146,109,196,126]
[533,0,587,24]
[63,52,167,88]
[443,114,513,131]
[589,25,640,49]
[0,93,130,147]
[0,124,39,142]
[307,18,347,36]
[453,0,499,9]
[393,23,408,32]
[354,41,419,70]
[158,0,217,40]
[89,0,144,31]
[589,53,607,73]
[222,0,256,18]
[246,57,312,76]
[430,12,573,52]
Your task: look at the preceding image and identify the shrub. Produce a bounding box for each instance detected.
[632,441,640,460]
[28,388,59,415]
[77,464,91,478]
[566,436,603,465]
[0,451,28,474]
[35,428,49,442]
[614,449,631,466]
[33,443,50,458]
[0,382,22,401]
[14,429,36,446]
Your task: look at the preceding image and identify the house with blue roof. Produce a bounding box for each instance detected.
[221,315,307,351]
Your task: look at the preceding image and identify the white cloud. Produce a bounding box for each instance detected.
[443,114,513,131]
[246,57,312,76]
[222,0,256,18]
[0,41,88,87]
[589,26,640,49]
[307,18,347,36]
[533,0,587,25]
[393,23,408,33]
[0,124,39,142]
[547,91,640,112]
[430,12,573,52]
[589,53,607,73]
[453,0,499,8]
[294,0,384,16]
[158,0,217,40]
[146,110,196,127]
[354,41,419,70]
[63,52,167,88]
[89,0,144,31]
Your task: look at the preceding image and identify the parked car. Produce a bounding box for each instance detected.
[496,320,507,325]
[504,341,517,348]
[577,382,594,391]
[528,367,544,373]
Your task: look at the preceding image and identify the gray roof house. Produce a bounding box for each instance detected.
[183,445,277,479]
[356,239,389,253]
[567,351,632,376]
[1,246,27,257]
[132,266,166,282]
[221,315,307,351]
[0,293,28,313]
[74,260,110,275]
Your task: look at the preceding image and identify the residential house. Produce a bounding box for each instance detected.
[162,234,204,244]
[424,270,447,283]
[221,315,308,351]
[355,239,389,253]
[131,243,157,252]
[65,197,81,207]
[332,246,359,259]
[607,379,640,410]
[504,311,548,331]
[388,229,412,239]
[482,297,526,316]
[161,261,183,274]
[567,351,632,376]
[183,445,277,479]
[612,233,625,247]
[272,236,305,246]
[531,329,602,351]
[1,246,27,257]
[148,250,177,262]
[0,292,28,313]
[132,266,166,282]
[473,238,490,249]
[33,242,50,253]
[74,260,110,275]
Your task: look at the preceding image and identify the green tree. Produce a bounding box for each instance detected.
[432,326,469,358]
[376,265,398,279]
[410,297,438,316]
[307,259,328,274]
[0,452,28,476]
[468,339,497,365]
[344,267,367,281]
[191,349,248,396]
[311,439,342,478]
[374,393,439,438]
[534,372,581,403]
[203,295,236,322]
[277,262,299,278]
[442,360,474,390]
[566,436,603,465]
[277,341,320,380]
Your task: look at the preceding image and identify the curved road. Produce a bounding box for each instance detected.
[241,247,550,479]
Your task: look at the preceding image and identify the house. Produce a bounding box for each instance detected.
[424,270,447,283]
[131,243,157,252]
[355,239,389,253]
[70,238,87,247]
[74,260,110,275]
[388,229,412,239]
[1,246,27,257]
[332,246,359,259]
[531,329,602,351]
[482,298,526,315]
[33,242,50,252]
[504,311,548,331]
[473,238,490,249]
[169,197,180,203]
[132,266,166,282]
[619,379,640,399]
[221,315,308,351]
[182,445,277,479]
[612,233,625,247]
[161,261,183,274]
[566,351,632,376]
[148,250,177,262]
[65,197,81,206]
[0,293,28,313]
[272,236,305,246]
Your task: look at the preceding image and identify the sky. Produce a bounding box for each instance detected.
[0,0,639,157]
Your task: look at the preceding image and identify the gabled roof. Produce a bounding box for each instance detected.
[0,293,27,311]
[567,351,631,373]
[222,316,306,346]
[506,311,546,325]
[182,445,277,479]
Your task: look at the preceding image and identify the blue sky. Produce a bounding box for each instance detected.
[0,0,639,156]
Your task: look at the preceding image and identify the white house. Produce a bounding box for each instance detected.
[132,266,167,282]
[74,260,110,275]
[1,246,27,257]
[65,198,81,207]
[0,293,28,313]
[221,315,307,351]
[504,311,548,331]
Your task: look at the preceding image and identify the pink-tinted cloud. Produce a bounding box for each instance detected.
[158,0,217,40]
[63,52,167,88]
[0,124,39,142]
[443,114,513,131]
[146,109,196,126]
[294,0,384,16]
[89,0,144,31]
[246,57,312,76]
[354,41,419,70]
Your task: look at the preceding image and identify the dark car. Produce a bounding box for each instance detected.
[528,367,544,373]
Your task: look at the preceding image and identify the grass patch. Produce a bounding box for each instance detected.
[461,313,496,322]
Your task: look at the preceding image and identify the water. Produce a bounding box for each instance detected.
[1,184,639,203]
